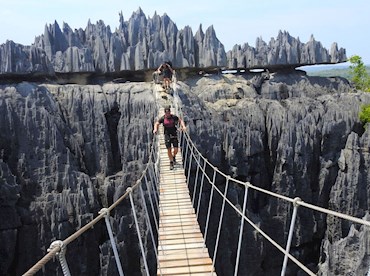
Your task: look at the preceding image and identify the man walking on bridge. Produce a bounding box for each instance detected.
[153,106,186,170]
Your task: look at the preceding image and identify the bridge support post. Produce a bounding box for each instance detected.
[99,208,124,276]
[47,240,71,276]
[281,197,302,276]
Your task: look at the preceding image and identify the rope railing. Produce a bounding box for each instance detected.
[178,123,370,276]
[23,130,161,276]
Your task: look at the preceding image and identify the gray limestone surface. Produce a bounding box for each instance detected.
[1,70,370,275]
[0,10,346,76]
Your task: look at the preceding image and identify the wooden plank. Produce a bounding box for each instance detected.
[161,273,217,276]
[158,265,215,274]
[159,232,203,241]
[158,242,207,251]
[156,121,216,275]
[158,257,212,268]
[158,237,205,246]
[158,251,211,262]
[159,224,201,234]
[160,210,195,216]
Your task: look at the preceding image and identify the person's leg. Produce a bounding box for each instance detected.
[167,148,173,162]
[166,144,174,170]
[165,134,174,164]
[173,147,178,164]
[172,138,179,164]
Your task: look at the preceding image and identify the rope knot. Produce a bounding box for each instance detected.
[293,197,302,207]
[48,240,64,255]
[99,207,110,217]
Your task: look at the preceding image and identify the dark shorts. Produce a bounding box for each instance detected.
[165,134,178,149]
[163,70,172,79]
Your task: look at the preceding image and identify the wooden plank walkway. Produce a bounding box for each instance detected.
[157,125,216,275]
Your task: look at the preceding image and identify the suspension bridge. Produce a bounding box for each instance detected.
[22,78,370,276]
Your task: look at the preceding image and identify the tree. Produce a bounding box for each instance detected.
[359,104,370,125]
[349,55,370,92]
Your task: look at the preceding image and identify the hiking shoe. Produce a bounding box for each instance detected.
[170,161,174,170]
[173,157,176,164]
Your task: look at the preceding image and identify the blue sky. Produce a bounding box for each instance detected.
[0,0,369,64]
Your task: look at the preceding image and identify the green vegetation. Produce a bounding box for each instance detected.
[306,64,370,80]
[304,55,370,92]
[359,104,370,125]
[349,55,370,92]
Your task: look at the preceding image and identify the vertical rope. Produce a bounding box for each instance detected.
[212,177,230,269]
[148,167,160,214]
[98,208,124,276]
[183,134,190,171]
[127,187,150,276]
[192,153,201,206]
[144,174,159,233]
[234,185,249,276]
[204,170,217,248]
[281,197,301,276]
[196,159,207,220]
[139,185,162,276]
[186,145,194,186]
[47,240,71,276]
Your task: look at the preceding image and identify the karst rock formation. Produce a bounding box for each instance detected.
[2,8,369,276]
[0,8,346,76]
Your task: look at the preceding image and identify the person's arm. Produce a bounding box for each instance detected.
[179,118,186,131]
[157,64,163,72]
[167,63,174,73]
[153,121,160,134]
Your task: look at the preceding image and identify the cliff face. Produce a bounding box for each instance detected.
[1,71,370,275]
[177,72,370,275]
[0,82,157,275]
[0,9,346,76]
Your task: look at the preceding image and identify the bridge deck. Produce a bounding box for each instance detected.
[157,127,216,275]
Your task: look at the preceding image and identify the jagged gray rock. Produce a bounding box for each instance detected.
[176,73,370,275]
[0,81,157,275]
[0,9,346,76]
[0,41,54,75]
[227,31,346,69]
[1,72,370,275]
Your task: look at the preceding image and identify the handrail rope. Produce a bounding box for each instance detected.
[180,124,368,275]
[182,134,316,275]
[23,247,60,276]
[23,117,160,276]
[182,129,370,227]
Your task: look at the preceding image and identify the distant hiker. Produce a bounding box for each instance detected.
[156,62,174,90]
[153,106,186,170]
